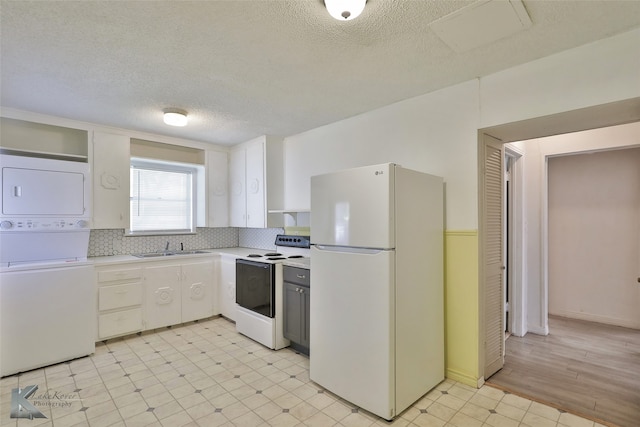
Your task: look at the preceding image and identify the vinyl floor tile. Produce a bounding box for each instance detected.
[0,317,602,426]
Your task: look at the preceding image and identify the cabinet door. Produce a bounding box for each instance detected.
[229,149,246,227]
[301,286,310,348]
[92,132,130,229]
[283,282,303,344]
[207,150,229,227]
[219,256,237,321]
[181,260,214,322]
[245,142,265,228]
[144,263,182,329]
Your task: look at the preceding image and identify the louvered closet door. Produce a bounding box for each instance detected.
[482,135,505,379]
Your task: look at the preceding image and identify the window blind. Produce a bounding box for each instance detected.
[130,162,194,233]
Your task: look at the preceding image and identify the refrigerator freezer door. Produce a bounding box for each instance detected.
[309,245,396,420]
[311,163,395,249]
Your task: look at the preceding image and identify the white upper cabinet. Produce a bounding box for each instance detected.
[207,150,229,227]
[229,148,247,227]
[92,131,130,229]
[245,142,265,228]
[229,136,284,228]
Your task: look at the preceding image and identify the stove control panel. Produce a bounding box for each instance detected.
[274,234,311,249]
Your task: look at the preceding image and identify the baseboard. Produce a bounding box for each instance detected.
[526,323,548,335]
[550,310,640,329]
[446,368,481,388]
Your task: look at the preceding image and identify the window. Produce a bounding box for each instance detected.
[129,158,198,234]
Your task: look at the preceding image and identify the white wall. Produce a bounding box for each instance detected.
[516,121,640,334]
[284,80,480,230]
[480,28,640,128]
[282,28,640,232]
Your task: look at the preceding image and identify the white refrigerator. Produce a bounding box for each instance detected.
[309,163,444,421]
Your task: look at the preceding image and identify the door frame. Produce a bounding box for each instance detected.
[477,97,640,383]
[504,144,526,337]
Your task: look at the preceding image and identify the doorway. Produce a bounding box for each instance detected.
[478,98,640,382]
[547,146,640,328]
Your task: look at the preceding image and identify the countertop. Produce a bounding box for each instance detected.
[283,258,311,269]
[90,247,273,265]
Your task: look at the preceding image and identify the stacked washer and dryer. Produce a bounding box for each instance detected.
[0,153,95,377]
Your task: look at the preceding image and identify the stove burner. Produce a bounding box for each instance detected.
[267,257,286,260]
[287,255,304,259]
[264,252,282,257]
[247,254,262,258]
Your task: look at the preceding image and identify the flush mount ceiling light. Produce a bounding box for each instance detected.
[325,0,366,21]
[163,109,188,127]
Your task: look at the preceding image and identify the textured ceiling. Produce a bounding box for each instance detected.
[1,0,639,146]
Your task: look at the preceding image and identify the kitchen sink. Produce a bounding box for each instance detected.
[133,252,174,258]
[132,250,209,258]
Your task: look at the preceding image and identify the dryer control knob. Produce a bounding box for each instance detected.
[0,220,14,230]
[76,220,89,228]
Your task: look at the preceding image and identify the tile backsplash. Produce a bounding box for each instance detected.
[238,227,282,251]
[88,227,283,257]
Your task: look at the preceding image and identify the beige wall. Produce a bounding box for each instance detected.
[548,147,640,329]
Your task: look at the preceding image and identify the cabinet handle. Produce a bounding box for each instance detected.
[296,274,306,279]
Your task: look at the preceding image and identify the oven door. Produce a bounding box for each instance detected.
[236,259,275,318]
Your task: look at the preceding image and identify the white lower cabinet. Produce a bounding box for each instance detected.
[218,254,237,321]
[96,265,144,340]
[99,308,143,340]
[144,263,182,329]
[143,259,215,330]
[181,261,215,322]
[95,257,216,340]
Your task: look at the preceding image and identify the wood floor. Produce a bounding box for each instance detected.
[486,315,640,427]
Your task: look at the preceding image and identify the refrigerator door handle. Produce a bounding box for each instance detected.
[314,245,389,255]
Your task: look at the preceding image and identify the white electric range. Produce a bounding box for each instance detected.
[235,235,310,350]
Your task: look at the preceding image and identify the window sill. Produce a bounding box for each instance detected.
[125,230,197,237]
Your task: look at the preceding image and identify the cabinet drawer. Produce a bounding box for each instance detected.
[99,283,142,311]
[283,266,310,287]
[98,307,142,339]
[98,268,142,283]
